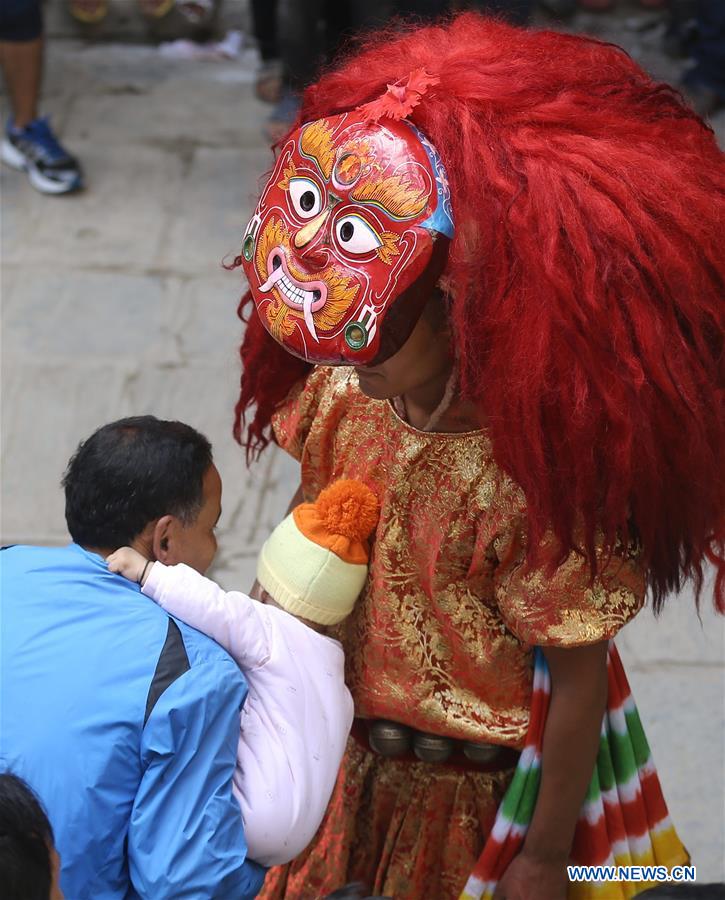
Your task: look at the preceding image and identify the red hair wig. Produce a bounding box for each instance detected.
[235,13,725,611]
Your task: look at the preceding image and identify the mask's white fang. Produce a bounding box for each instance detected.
[303,291,319,342]
[259,266,285,292]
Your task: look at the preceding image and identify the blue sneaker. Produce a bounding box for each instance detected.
[1,117,83,195]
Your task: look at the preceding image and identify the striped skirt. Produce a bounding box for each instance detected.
[461,644,689,900]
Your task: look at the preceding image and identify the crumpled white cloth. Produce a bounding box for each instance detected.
[159,29,244,60]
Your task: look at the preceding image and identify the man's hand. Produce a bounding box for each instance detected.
[108,547,151,585]
[493,851,567,900]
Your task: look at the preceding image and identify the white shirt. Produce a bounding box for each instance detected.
[142,562,353,866]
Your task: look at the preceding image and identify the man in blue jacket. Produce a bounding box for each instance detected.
[0,416,266,899]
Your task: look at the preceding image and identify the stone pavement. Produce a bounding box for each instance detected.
[1,38,301,586]
[2,6,723,885]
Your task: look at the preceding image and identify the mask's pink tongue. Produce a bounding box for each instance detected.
[303,292,319,342]
[259,266,285,292]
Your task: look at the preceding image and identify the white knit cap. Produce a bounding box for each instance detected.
[256,480,379,626]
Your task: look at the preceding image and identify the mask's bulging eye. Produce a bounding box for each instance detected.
[289,178,323,219]
[334,215,383,254]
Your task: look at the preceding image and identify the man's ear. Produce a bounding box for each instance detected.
[152,515,177,565]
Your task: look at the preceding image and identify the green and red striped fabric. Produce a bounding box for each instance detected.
[460,644,689,900]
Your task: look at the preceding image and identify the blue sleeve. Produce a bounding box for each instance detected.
[128,658,266,899]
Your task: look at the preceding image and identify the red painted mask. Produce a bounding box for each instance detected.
[241,112,454,365]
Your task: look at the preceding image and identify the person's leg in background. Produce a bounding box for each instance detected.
[391,0,448,18]
[460,0,532,26]
[265,0,377,143]
[663,0,698,59]
[1,31,42,130]
[401,0,532,26]
[327,0,393,70]
[251,0,283,103]
[0,0,83,194]
[263,0,327,142]
[683,0,725,115]
[265,0,418,144]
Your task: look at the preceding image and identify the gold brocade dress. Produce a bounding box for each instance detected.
[259,366,644,900]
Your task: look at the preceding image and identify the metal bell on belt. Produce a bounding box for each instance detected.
[461,740,501,764]
[412,732,454,763]
[368,720,412,757]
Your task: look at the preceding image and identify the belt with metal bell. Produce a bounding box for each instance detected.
[356,718,519,771]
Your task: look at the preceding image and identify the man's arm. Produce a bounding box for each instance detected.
[128,655,266,899]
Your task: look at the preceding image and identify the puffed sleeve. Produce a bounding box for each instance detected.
[271,366,334,461]
[493,521,645,647]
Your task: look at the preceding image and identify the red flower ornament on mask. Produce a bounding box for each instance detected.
[241,111,454,365]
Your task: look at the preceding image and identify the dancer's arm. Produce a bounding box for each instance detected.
[494,641,609,900]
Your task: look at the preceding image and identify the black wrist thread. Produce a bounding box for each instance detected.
[139,560,152,584]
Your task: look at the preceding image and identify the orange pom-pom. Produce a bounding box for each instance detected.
[315,480,379,541]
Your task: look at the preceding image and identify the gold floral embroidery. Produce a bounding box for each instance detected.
[258,739,514,900]
[272,367,645,746]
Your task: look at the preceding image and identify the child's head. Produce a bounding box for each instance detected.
[0,773,64,900]
[62,416,221,574]
[257,480,379,626]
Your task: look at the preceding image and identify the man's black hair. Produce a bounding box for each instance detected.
[0,772,54,900]
[62,416,213,549]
